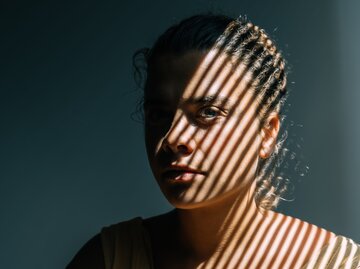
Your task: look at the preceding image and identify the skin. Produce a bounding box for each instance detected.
[66,49,335,269]
[144,50,273,209]
[143,50,335,269]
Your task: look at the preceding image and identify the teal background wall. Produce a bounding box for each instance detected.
[338,0,360,242]
[1,1,359,268]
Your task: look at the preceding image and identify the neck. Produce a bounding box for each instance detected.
[174,184,265,263]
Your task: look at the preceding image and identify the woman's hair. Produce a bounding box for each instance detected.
[133,13,289,210]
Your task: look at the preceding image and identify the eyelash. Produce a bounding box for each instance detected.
[144,105,225,126]
[196,106,223,122]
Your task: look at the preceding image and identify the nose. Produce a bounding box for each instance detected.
[161,112,196,156]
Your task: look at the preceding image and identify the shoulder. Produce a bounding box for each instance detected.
[66,217,144,269]
[301,235,360,269]
[101,217,144,244]
[100,217,145,255]
[266,210,336,244]
[268,211,360,268]
[66,234,105,269]
[334,236,360,266]
[262,211,335,268]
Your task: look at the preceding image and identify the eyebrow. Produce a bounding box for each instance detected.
[143,95,234,109]
[184,95,233,107]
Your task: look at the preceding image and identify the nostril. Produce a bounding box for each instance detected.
[177,144,191,154]
[161,138,194,155]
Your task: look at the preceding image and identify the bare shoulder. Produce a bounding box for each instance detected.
[66,234,105,269]
[269,211,336,249]
[259,211,336,268]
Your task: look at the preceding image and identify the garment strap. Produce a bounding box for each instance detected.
[101,217,154,269]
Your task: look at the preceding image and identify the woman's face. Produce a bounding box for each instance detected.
[144,50,269,209]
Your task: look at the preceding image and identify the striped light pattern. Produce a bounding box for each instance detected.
[139,18,360,268]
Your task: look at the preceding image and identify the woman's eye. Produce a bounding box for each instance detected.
[197,107,221,119]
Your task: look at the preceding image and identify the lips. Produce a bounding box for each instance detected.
[161,166,205,182]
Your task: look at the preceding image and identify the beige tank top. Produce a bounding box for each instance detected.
[101,217,154,269]
[101,217,360,269]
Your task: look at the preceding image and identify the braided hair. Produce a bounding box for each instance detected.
[133,14,289,210]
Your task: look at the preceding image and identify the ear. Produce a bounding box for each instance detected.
[259,112,280,159]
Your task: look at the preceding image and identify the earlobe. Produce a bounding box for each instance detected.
[259,135,275,159]
[259,113,280,159]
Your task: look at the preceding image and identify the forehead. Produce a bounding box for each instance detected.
[145,50,255,104]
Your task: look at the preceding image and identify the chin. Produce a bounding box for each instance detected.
[165,189,242,210]
[168,199,212,210]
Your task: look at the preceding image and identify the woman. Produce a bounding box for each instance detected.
[67,14,360,269]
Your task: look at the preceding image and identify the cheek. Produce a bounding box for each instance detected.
[188,118,262,202]
[145,124,165,153]
[200,116,262,167]
[144,127,161,169]
[216,121,261,176]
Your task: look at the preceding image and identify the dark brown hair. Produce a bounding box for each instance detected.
[133,13,289,210]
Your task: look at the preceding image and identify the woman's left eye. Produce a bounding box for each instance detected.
[197,106,221,119]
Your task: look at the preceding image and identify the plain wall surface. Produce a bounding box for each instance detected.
[338,0,360,239]
[0,1,358,268]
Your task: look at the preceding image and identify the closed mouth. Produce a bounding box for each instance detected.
[161,167,206,182]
